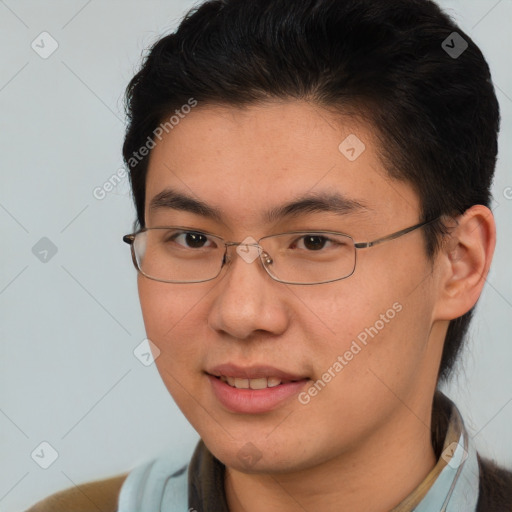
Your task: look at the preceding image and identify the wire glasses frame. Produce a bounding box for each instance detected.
[122,218,439,285]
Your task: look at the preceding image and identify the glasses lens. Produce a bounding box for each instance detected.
[133,228,225,283]
[261,232,355,284]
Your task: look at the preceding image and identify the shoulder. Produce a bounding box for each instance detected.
[477,455,512,511]
[25,473,129,512]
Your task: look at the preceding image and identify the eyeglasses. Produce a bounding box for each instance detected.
[122,218,438,285]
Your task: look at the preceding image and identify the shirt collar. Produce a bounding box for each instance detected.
[393,393,480,512]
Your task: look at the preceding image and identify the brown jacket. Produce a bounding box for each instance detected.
[25,473,128,512]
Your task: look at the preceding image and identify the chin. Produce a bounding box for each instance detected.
[198,426,327,475]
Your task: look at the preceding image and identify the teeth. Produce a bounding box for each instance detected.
[249,378,268,390]
[267,377,281,388]
[219,375,284,389]
[234,378,249,389]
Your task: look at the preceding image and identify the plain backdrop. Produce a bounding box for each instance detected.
[0,1,511,510]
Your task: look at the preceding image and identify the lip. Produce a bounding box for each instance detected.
[206,363,309,414]
[207,363,306,381]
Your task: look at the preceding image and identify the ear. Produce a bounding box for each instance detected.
[432,205,496,321]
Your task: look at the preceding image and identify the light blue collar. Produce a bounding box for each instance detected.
[414,411,480,511]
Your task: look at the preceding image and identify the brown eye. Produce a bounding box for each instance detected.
[169,231,214,249]
[302,235,328,251]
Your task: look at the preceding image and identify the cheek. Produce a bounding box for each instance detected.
[290,294,432,454]
[301,259,434,394]
[139,276,195,334]
[137,277,206,369]
[138,277,173,340]
[137,277,213,418]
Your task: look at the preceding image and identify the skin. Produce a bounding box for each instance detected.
[138,100,495,512]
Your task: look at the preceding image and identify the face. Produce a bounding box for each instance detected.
[138,100,444,474]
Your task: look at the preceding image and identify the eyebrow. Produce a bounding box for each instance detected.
[148,188,371,224]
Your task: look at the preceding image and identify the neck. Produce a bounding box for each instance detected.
[225,403,438,512]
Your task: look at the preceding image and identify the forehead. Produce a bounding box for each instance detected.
[144,100,420,229]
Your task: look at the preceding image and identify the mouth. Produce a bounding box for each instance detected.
[206,364,310,414]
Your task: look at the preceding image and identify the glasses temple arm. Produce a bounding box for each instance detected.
[354,218,439,249]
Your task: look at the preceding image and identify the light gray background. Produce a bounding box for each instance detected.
[0,1,511,510]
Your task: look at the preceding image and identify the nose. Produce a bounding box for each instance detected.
[207,243,289,340]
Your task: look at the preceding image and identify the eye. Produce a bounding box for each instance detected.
[168,231,216,249]
[292,234,333,251]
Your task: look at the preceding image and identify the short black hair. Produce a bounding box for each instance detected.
[122,0,500,382]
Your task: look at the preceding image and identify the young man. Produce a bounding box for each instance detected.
[27,0,511,510]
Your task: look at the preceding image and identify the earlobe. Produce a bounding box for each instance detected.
[434,205,496,321]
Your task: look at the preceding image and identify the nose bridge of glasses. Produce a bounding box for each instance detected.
[223,239,273,265]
